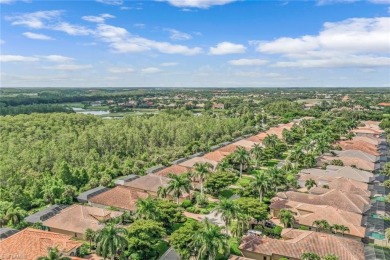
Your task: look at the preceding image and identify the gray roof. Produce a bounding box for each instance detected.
[159,247,181,260]
[188,152,205,159]
[24,204,68,224]
[171,158,188,165]
[219,141,232,147]
[301,166,374,183]
[210,145,221,151]
[114,174,140,186]
[0,228,18,239]
[332,150,379,162]
[76,186,110,203]
[146,165,165,174]
[233,136,244,142]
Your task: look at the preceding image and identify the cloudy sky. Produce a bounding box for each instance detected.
[1,0,389,88]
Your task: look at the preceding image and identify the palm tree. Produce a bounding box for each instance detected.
[251,171,271,202]
[95,224,128,260]
[191,219,229,260]
[250,144,263,168]
[135,196,158,220]
[263,134,279,149]
[85,228,96,250]
[279,209,294,228]
[234,146,250,178]
[338,225,350,236]
[301,252,321,260]
[217,159,234,172]
[214,198,238,235]
[312,220,331,232]
[37,247,71,260]
[157,186,168,199]
[305,179,317,190]
[194,162,212,196]
[267,167,286,192]
[166,174,192,204]
[332,224,340,234]
[5,207,26,227]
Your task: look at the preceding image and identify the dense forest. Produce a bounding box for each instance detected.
[0,111,257,215]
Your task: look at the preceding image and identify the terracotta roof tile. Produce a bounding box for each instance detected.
[270,200,365,238]
[123,174,171,193]
[0,228,82,260]
[42,205,122,235]
[178,157,219,169]
[239,229,364,260]
[337,140,380,156]
[89,186,149,211]
[273,189,369,214]
[154,165,189,177]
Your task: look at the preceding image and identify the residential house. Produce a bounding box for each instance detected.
[89,186,149,211]
[154,165,189,177]
[238,229,364,260]
[297,173,370,197]
[42,205,122,239]
[273,189,370,214]
[337,139,388,162]
[212,103,225,109]
[270,200,366,239]
[316,150,380,171]
[0,228,82,260]
[231,139,258,150]
[300,165,375,183]
[178,157,219,170]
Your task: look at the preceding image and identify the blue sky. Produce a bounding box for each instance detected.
[1,0,389,88]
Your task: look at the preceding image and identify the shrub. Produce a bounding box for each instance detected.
[181,199,192,208]
[273,226,283,237]
[299,225,309,230]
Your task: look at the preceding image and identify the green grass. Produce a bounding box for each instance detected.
[262,160,279,167]
[237,177,253,186]
[156,240,170,257]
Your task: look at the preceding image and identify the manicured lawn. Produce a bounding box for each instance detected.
[156,240,170,257]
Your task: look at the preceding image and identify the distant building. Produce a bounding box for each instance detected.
[212,103,225,109]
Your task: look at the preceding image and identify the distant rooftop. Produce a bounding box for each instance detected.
[114,174,139,186]
[24,204,68,224]
[0,228,18,239]
[76,186,110,203]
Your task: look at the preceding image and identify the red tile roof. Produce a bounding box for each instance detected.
[270,200,365,238]
[337,140,380,155]
[43,205,122,235]
[202,150,230,162]
[239,229,364,260]
[273,189,369,214]
[0,228,82,260]
[154,165,189,177]
[89,186,149,211]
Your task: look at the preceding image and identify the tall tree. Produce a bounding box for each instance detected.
[251,171,271,202]
[135,197,158,220]
[193,162,212,196]
[234,147,250,178]
[250,144,263,168]
[85,228,96,249]
[279,209,294,228]
[191,219,229,260]
[166,174,192,204]
[95,224,128,260]
[214,198,238,235]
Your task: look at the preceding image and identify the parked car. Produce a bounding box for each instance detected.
[264,220,276,228]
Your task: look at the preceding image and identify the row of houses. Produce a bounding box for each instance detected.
[234,120,389,260]
[0,120,301,260]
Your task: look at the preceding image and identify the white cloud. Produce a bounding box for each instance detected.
[161,0,237,9]
[256,17,390,68]
[95,24,203,55]
[23,32,54,40]
[141,67,162,73]
[165,28,192,40]
[44,64,92,70]
[96,0,123,5]
[108,67,134,73]
[160,62,178,66]
[0,55,38,62]
[209,41,246,55]
[82,13,115,23]
[5,10,62,29]
[0,0,30,4]
[43,55,73,62]
[317,0,390,4]
[228,59,269,66]
[6,11,93,36]
[52,22,92,35]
